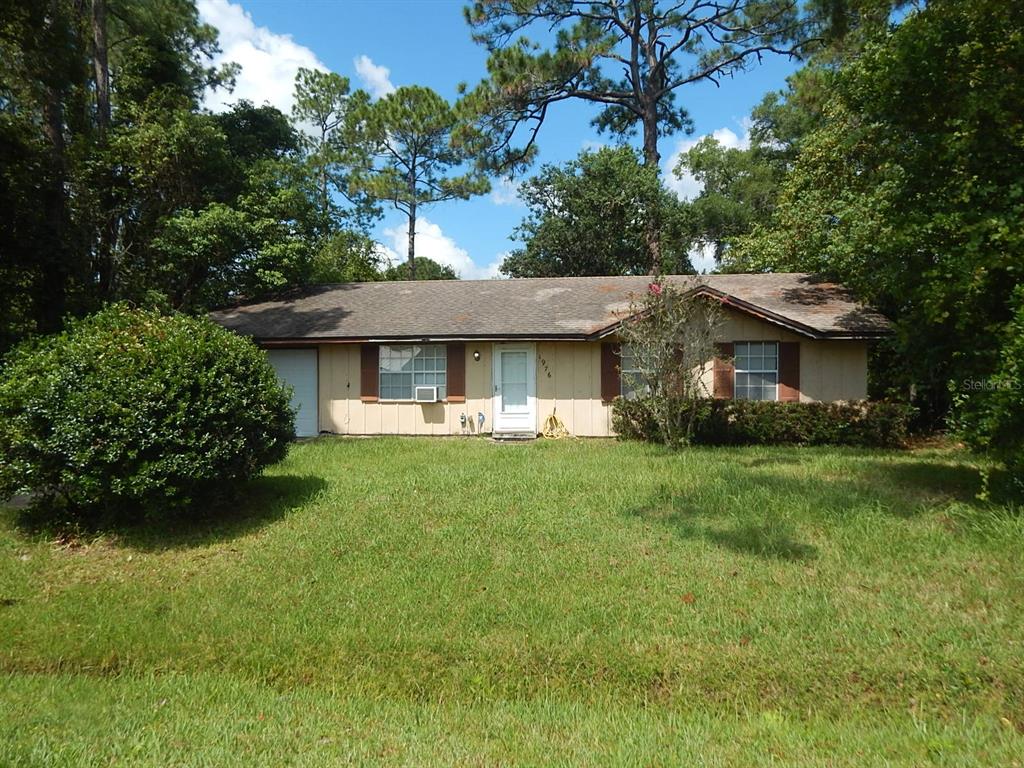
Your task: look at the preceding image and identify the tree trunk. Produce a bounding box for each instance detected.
[92,0,110,138]
[641,105,663,276]
[38,0,69,333]
[407,202,417,281]
[91,0,117,296]
[406,167,417,280]
[318,126,330,228]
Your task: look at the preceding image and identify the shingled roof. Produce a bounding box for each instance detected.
[210,273,890,342]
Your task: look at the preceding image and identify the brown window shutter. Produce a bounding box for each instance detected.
[360,343,379,402]
[713,342,734,400]
[446,343,466,402]
[600,342,621,403]
[778,342,801,402]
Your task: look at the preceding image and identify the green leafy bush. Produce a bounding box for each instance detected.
[951,287,1024,493]
[613,398,913,448]
[611,397,665,442]
[0,305,295,525]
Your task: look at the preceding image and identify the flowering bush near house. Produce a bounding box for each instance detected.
[616,280,722,446]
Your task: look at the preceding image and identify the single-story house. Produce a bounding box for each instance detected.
[210,274,890,438]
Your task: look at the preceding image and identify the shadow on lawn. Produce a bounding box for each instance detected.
[4,474,327,552]
[734,448,1010,509]
[873,459,1020,507]
[707,522,818,561]
[627,451,1018,560]
[118,474,327,552]
[628,488,819,562]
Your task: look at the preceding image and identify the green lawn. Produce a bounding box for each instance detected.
[2,438,1022,766]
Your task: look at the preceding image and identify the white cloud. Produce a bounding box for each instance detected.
[663,123,751,201]
[198,0,326,114]
[379,217,501,280]
[688,243,718,274]
[354,55,396,99]
[485,253,511,279]
[490,177,522,206]
[374,240,401,267]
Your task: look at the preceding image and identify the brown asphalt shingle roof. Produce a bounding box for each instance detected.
[210,274,891,342]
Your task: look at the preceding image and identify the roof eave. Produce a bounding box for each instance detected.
[589,286,891,341]
[256,332,601,345]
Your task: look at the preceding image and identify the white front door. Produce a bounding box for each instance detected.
[492,343,537,434]
[266,349,318,437]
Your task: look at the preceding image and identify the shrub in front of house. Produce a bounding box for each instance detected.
[0,305,294,526]
[613,398,913,448]
[612,396,665,442]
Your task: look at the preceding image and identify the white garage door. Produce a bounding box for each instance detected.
[267,349,318,437]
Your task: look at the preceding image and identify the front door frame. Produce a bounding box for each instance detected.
[491,342,537,435]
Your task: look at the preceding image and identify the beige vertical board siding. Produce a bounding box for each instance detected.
[697,308,869,402]
[596,342,614,435]
[535,341,613,437]
[463,343,493,434]
[318,343,495,436]
[318,345,344,433]
[571,343,589,435]
[801,340,868,402]
[316,317,866,437]
[311,340,614,438]
[536,342,556,423]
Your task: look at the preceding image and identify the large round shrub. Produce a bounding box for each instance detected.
[0,305,294,524]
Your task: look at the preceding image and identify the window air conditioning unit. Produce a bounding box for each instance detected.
[414,386,438,403]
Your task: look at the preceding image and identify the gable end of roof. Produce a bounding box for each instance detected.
[590,285,890,340]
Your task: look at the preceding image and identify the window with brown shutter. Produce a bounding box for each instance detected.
[778,342,801,402]
[734,341,779,400]
[360,343,379,402]
[446,343,466,402]
[713,342,734,399]
[600,342,621,403]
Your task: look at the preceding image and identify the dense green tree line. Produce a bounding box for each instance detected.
[730,0,1023,466]
[461,0,814,271]
[2,0,229,345]
[711,0,1022,422]
[500,146,693,277]
[0,0,474,352]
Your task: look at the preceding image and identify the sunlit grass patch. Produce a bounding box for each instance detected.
[2,437,1021,765]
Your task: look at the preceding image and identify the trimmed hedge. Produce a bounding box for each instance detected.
[0,305,295,526]
[613,398,914,448]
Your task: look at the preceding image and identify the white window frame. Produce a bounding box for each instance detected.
[378,344,447,402]
[734,341,779,401]
[619,343,650,400]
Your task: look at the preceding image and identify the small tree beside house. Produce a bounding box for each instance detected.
[617,280,725,446]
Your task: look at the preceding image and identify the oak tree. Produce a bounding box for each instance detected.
[502,146,692,277]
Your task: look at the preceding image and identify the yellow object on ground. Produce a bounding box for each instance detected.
[542,411,570,439]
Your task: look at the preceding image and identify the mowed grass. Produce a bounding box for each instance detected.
[1,438,1022,766]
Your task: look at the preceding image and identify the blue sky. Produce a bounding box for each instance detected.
[198,0,799,277]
